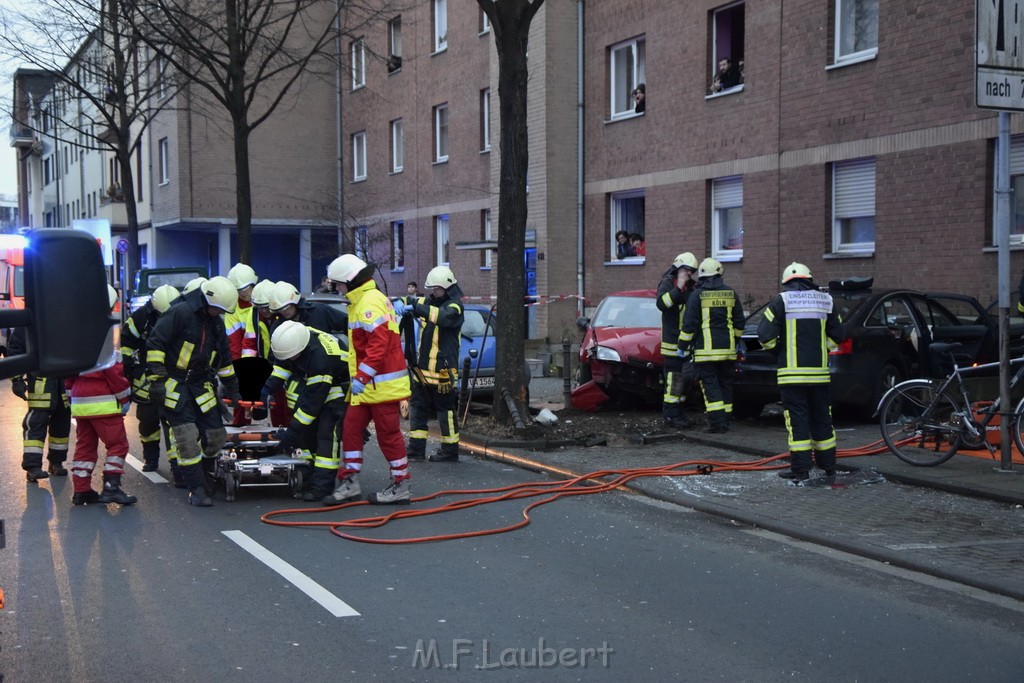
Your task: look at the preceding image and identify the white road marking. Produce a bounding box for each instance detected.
[222,530,360,618]
[125,454,168,484]
[745,528,1024,614]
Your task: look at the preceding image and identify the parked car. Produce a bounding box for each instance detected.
[130,266,209,312]
[734,280,1024,419]
[304,292,349,350]
[575,290,663,405]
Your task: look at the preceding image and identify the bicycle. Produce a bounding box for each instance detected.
[877,343,1024,466]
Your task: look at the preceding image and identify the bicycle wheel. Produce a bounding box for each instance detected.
[878,379,962,466]
[1012,396,1024,456]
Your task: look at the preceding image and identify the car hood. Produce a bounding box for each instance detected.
[589,327,662,363]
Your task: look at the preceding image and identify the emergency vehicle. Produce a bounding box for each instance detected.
[0,244,25,355]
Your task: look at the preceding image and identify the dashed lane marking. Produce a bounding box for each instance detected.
[125,454,168,484]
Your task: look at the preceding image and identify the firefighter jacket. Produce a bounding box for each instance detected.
[120,301,161,399]
[7,327,67,410]
[345,279,411,405]
[269,299,347,339]
[757,280,844,386]
[64,363,131,418]
[405,286,464,385]
[656,267,696,357]
[1018,273,1024,315]
[223,299,253,360]
[241,306,271,359]
[145,288,237,412]
[280,328,349,432]
[680,275,746,362]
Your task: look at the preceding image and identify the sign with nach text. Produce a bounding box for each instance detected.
[978,0,1024,110]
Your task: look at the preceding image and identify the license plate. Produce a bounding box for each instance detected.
[470,376,495,389]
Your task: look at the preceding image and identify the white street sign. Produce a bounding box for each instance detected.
[977,0,1024,110]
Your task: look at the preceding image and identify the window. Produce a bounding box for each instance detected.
[155,54,168,99]
[351,39,366,89]
[480,88,491,152]
[710,2,745,95]
[711,177,743,259]
[433,0,448,53]
[835,0,879,64]
[481,209,492,268]
[388,18,402,72]
[158,137,169,184]
[436,214,450,266]
[609,36,645,119]
[479,7,491,34]
[433,103,449,163]
[1000,134,1024,242]
[832,157,876,253]
[352,131,367,181]
[390,119,404,173]
[353,225,369,261]
[609,190,645,261]
[391,221,405,270]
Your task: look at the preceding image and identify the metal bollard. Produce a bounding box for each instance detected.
[458,356,472,425]
[562,337,572,408]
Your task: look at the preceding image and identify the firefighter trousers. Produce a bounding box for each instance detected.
[780,383,837,474]
[696,360,735,429]
[21,402,71,471]
[407,379,459,458]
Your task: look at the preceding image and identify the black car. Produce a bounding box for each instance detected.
[733,281,1023,419]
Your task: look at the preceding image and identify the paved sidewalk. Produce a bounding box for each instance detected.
[460,379,1024,602]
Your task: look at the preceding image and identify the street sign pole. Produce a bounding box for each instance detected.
[996,112,1013,472]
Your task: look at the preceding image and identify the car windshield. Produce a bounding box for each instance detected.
[591,296,659,328]
[146,271,204,290]
[462,309,494,338]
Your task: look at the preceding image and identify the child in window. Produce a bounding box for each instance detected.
[630,233,646,257]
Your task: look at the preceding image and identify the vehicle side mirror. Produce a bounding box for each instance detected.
[576,316,590,330]
[0,229,116,379]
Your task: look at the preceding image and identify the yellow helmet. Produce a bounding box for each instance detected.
[202,276,238,313]
[268,281,301,312]
[182,276,208,294]
[151,284,180,313]
[270,320,310,360]
[697,257,723,279]
[672,252,699,271]
[251,279,274,308]
[227,263,258,290]
[782,262,813,283]
[425,265,457,288]
[327,254,368,285]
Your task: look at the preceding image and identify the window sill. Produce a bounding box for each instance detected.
[824,250,875,259]
[387,68,402,76]
[705,84,744,100]
[159,180,169,186]
[826,49,878,71]
[432,158,449,166]
[604,111,644,124]
[390,169,403,175]
[352,177,366,184]
[480,147,491,154]
[604,258,646,266]
[479,29,491,37]
[431,46,448,56]
[351,83,365,92]
[981,244,1024,253]
[714,252,743,262]
[479,266,492,271]
[390,267,405,273]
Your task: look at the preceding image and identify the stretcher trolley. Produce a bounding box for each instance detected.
[217,399,309,502]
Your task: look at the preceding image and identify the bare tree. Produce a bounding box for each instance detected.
[0,0,178,286]
[129,0,397,264]
[477,0,544,424]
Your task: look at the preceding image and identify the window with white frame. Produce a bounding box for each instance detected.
[832,157,876,252]
[158,137,169,184]
[354,225,369,261]
[435,214,450,265]
[352,131,367,181]
[155,54,168,99]
[481,209,492,268]
[834,0,878,64]
[710,2,745,95]
[711,177,744,258]
[391,221,405,270]
[609,36,645,119]
[1000,134,1024,243]
[480,88,491,152]
[433,103,449,162]
[388,17,402,73]
[351,39,366,89]
[390,119,404,173]
[433,0,448,52]
[479,7,491,34]
[609,190,645,261]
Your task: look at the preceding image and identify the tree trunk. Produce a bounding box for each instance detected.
[233,118,253,264]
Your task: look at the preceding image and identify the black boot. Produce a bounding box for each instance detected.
[168,460,188,489]
[47,461,68,476]
[26,467,49,482]
[428,447,459,462]
[303,468,338,502]
[142,460,160,473]
[98,475,138,505]
[181,463,213,507]
[72,490,101,505]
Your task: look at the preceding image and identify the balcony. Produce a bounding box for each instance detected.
[9,124,36,149]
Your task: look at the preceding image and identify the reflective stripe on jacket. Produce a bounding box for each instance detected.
[345,279,410,405]
[679,276,745,362]
[757,285,844,385]
[64,363,130,418]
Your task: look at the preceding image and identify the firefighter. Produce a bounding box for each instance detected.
[121,283,183,482]
[323,254,412,505]
[270,321,348,501]
[266,280,347,334]
[146,276,243,507]
[758,263,845,483]
[679,258,745,433]
[67,285,137,505]
[242,279,275,360]
[224,263,259,426]
[655,252,699,429]
[393,265,465,461]
[9,321,72,482]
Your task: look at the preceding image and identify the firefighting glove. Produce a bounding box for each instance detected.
[149,379,167,405]
[121,402,131,416]
[436,368,455,394]
[274,428,298,452]
[676,347,690,360]
[350,379,366,396]
[393,300,412,317]
[221,376,243,403]
[11,377,27,400]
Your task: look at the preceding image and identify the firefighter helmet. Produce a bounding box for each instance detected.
[251,279,274,308]
[697,257,723,279]
[424,265,457,289]
[151,284,179,313]
[672,252,699,271]
[107,284,118,311]
[268,281,301,312]
[202,276,238,313]
[227,263,258,290]
[327,254,368,285]
[182,277,208,294]
[782,262,813,283]
[270,321,310,360]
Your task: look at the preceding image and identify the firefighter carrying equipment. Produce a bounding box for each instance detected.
[227,263,258,290]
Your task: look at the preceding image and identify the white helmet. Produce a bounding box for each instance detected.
[107,284,118,311]
[182,276,208,294]
[227,263,258,290]
[672,252,699,271]
[327,254,367,284]
[424,265,457,289]
[697,257,723,279]
[151,284,180,313]
[782,262,813,284]
[270,320,310,360]
[268,281,301,312]
[251,279,274,308]
[202,276,238,313]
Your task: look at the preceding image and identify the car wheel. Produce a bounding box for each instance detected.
[863,362,904,420]
[572,363,592,389]
[733,400,767,420]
